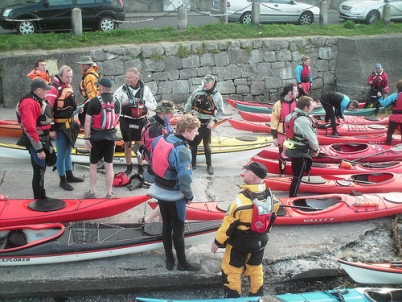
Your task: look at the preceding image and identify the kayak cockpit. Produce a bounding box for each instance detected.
[278,197,341,214]
[364,288,402,302]
[0,223,64,252]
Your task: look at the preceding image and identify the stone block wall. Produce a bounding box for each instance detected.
[0,37,338,108]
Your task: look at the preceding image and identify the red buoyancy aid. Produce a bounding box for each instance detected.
[392,92,402,112]
[371,72,386,89]
[279,99,296,123]
[152,137,175,178]
[284,113,303,140]
[244,189,276,234]
[142,118,169,157]
[301,64,311,83]
[92,96,119,130]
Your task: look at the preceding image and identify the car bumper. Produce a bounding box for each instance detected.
[339,12,365,21]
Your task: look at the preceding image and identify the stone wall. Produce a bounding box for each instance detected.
[0,37,338,108]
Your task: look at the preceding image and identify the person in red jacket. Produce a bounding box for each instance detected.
[16,78,55,199]
[365,63,389,115]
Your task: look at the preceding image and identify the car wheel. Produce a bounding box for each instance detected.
[98,16,117,31]
[365,10,380,24]
[299,11,313,25]
[240,12,252,24]
[17,20,37,34]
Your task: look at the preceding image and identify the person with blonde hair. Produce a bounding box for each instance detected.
[46,65,83,191]
[147,114,201,271]
[295,55,312,96]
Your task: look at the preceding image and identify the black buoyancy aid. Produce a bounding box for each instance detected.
[16,93,52,127]
[122,82,147,118]
[52,83,76,118]
[192,91,217,115]
[300,64,311,83]
[92,96,119,130]
[240,189,276,234]
[79,71,99,99]
[392,92,402,114]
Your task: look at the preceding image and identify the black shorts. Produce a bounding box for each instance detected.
[120,117,146,142]
[89,140,116,164]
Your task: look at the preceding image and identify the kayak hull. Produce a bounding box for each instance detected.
[251,156,402,176]
[0,221,220,266]
[149,192,402,225]
[0,195,150,227]
[263,172,402,194]
[338,259,402,284]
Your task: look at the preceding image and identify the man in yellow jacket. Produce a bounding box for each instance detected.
[76,55,100,126]
[211,162,278,298]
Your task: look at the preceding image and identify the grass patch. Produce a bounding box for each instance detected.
[0,21,401,53]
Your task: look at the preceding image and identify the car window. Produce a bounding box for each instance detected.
[76,0,102,3]
[48,0,73,5]
[272,0,293,4]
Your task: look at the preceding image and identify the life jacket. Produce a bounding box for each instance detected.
[79,71,100,99]
[16,92,52,128]
[391,92,402,113]
[91,96,119,130]
[279,98,296,126]
[141,117,169,162]
[285,112,303,140]
[300,64,311,83]
[371,72,386,89]
[191,91,217,115]
[122,82,148,118]
[52,84,76,118]
[152,136,185,179]
[242,189,276,234]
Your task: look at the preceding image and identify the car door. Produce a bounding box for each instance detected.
[387,0,402,21]
[270,0,300,23]
[251,0,274,23]
[39,0,74,30]
[75,0,103,30]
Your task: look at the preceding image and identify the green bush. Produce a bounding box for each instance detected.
[343,20,355,29]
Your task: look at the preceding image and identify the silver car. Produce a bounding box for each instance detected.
[339,0,402,24]
[210,0,320,25]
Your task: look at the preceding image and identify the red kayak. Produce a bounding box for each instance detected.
[229,119,388,136]
[317,133,400,146]
[149,192,402,225]
[239,111,389,125]
[251,156,402,176]
[0,120,23,138]
[264,172,402,194]
[258,143,402,163]
[0,195,150,227]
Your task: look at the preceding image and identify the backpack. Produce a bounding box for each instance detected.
[112,172,130,187]
[92,96,119,130]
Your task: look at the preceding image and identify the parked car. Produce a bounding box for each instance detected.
[210,0,320,25]
[339,0,402,24]
[0,0,125,34]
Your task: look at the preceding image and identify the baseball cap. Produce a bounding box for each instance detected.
[31,78,52,91]
[95,78,112,88]
[375,63,382,68]
[202,74,216,83]
[156,100,175,113]
[243,162,268,179]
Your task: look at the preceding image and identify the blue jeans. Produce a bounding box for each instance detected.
[55,130,73,176]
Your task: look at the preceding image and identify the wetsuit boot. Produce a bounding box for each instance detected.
[59,175,73,191]
[66,170,84,182]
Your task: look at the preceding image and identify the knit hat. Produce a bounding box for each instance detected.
[202,74,216,83]
[31,78,52,91]
[76,55,95,65]
[375,63,382,68]
[243,162,268,179]
[95,78,112,88]
[155,100,175,113]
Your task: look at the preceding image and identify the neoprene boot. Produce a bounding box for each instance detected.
[138,165,144,174]
[125,163,133,175]
[59,175,73,191]
[66,170,84,183]
[165,251,175,271]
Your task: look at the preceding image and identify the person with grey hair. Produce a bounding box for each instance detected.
[46,65,83,191]
[113,68,157,176]
[184,74,224,175]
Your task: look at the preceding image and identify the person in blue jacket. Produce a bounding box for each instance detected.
[295,55,313,96]
[147,114,201,271]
